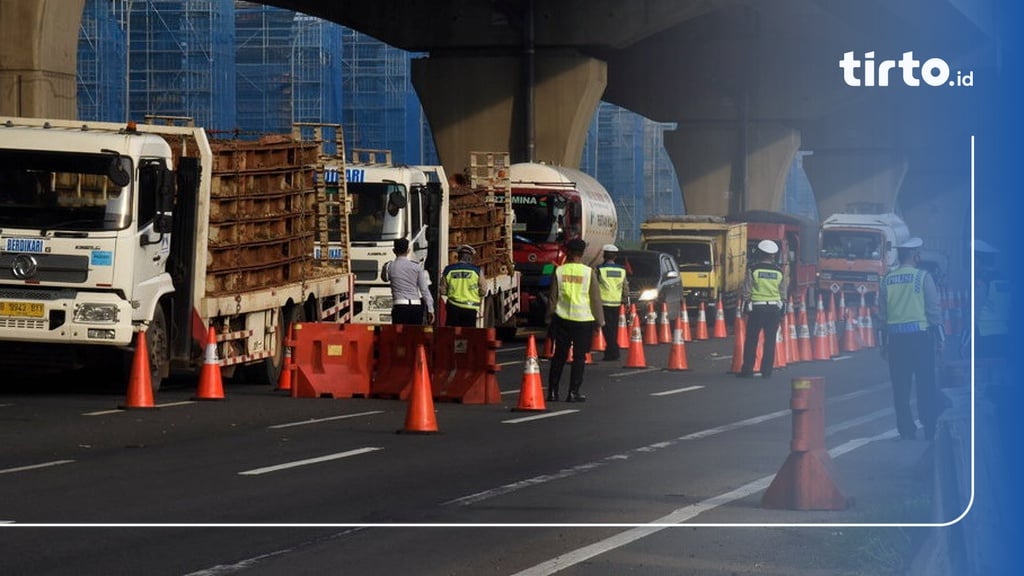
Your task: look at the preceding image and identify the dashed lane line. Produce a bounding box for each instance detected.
[650,385,704,396]
[502,409,580,424]
[268,411,385,429]
[0,459,75,475]
[238,447,383,476]
[83,400,196,416]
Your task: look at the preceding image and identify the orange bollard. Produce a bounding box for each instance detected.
[762,377,849,510]
[616,305,630,349]
[194,326,225,401]
[120,331,157,410]
[643,302,659,345]
[658,302,673,344]
[398,344,440,434]
[666,315,690,371]
[513,335,547,412]
[276,323,294,392]
[712,296,728,339]
[624,314,648,368]
[729,302,746,374]
[680,304,693,342]
[694,301,710,340]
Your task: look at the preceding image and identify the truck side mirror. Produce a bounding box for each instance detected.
[107,154,131,188]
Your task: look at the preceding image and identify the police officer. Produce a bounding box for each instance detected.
[595,244,630,361]
[737,239,788,378]
[546,238,604,402]
[878,237,943,441]
[384,238,435,325]
[440,244,486,327]
[972,239,1009,359]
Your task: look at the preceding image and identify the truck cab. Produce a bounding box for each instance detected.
[817,212,910,306]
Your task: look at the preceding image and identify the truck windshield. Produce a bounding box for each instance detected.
[646,241,712,272]
[821,230,881,260]
[0,149,131,231]
[349,182,407,241]
[511,193,561,243]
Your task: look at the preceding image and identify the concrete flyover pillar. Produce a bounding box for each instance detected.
[663,122,799,216]
[412,53,606,175]
[802,149,908,220]
[0,0,84,119]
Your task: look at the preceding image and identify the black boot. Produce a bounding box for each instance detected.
[546,388,559,402]
[566,388,587,403]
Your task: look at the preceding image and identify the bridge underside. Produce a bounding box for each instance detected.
[0,0,992,276]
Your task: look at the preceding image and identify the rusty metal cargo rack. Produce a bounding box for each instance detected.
[292,122,350,273]
[449,151,514,276]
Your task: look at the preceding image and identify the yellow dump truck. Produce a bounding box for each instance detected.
[640,215,748,318]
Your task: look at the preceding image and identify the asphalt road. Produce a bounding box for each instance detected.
[0,328,952,575]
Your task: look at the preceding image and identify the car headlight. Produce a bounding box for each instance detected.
[74,303,120,323]
[639,289,659,301]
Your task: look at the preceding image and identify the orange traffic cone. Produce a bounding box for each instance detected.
[194,326,225,400]
[753,331,765,372]
[398,344,440,433]
[786,300,800,364]
[658,302,673,344]
[827,294,839,358]
[796,295,813,362]
[729,302,746,373]
[542,334,554,359]
[841,308,861,353]
[773,325,788,369]
[643,302,659,345]
[667,316,690,371]
[616,305,630,349]
[276,323,294,392]
[812,294,831,361]
[513,335,547,412]
[695,301,710,340]
[680,303,692,342]
[120,331,157,410]
[858,293,874,349]
[624,314,648,368]
[712,296,728,338]
[591,325,606,352]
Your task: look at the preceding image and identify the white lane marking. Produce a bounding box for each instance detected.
[501,388,521,395]
[507,429,898,576]
[831,355,852,361]
[499,360,522,367]
[239,447,382,476]
[0,459,75,475]
[83,400,196,416]
[502,409,580,424]
[268,411,384,429]
[446,384,889,507]
[650,385,703,396]
[711,354,733,361]
[498,345,526,354]
[609,367,662,377]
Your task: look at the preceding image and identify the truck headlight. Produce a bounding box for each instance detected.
[639,289,659,301]
[74,303,120,323]
[866,274,879,282]
[818,272,832,280]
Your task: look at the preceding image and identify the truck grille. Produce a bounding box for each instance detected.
[0,317,46,330]
[0,254,89,283]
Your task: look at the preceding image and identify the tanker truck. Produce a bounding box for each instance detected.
[0,117,354,391]
[507,163,618,325]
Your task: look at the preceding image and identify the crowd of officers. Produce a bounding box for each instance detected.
[381,234,1008,435]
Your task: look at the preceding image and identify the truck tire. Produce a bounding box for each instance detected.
[241,305,303,386]
[145,305,169,392]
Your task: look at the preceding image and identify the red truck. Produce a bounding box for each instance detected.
[727,210,819,304]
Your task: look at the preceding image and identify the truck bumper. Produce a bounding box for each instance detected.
[0,290,135,346]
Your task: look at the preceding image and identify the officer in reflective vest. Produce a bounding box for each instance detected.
[738,239,788,378]
[878,237,943,441]
[595,244,630,361]
[440,244,486,327]
[973,239,1009,359]
[545,238,604,402]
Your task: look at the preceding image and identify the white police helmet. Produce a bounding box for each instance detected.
[757,239,779,254]
[897,237,923,249]
[456,244,476,255]
[602,244,618,253]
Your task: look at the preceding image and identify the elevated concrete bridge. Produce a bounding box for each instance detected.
[0,0,998,273]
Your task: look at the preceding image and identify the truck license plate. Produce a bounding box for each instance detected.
[0,301,45,318]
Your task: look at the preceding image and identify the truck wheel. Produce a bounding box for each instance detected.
[145,305,169,392]
[241,305,302,386]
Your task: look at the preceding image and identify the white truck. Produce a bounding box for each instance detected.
[0,117,354,390]
[344,150,519,337]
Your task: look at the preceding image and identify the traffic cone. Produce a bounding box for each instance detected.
[773,325,788,369]
[120,331,156,410]
[194,326,225,400]
[398,344,440,434]
[591,325,607,352]
[667,316,690,371]
[729,302,745,373]
[276,322,294,392]
[712,296,728,339]
[695,301,710,340]
[786,299,800,364]
[513,335,547,412]
[841,308,861,353]
[796,295,812,362]
[624,313,648,368]
[753,331,765,372]
[680,304,692,342]
[643,302,659,345]
[616,305,630,349]
[542,334,554,359]
[658,302,673,344]
[812,294,831,361]
[860,293,876,348]
[826,294,839,358]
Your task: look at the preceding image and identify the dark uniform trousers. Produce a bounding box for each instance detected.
[392,304,426,325]
[444,302,477,327]
[548,316,595,398]
[887,330,937,439]
[741,303,781,376]
[601,305,621,359]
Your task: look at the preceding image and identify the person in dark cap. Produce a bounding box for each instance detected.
[545,238,604,402]
[384,238,435,325]
[440,244,487,327]
[878,237,942,441]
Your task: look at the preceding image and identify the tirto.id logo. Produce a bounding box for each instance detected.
[840,51,973,87]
